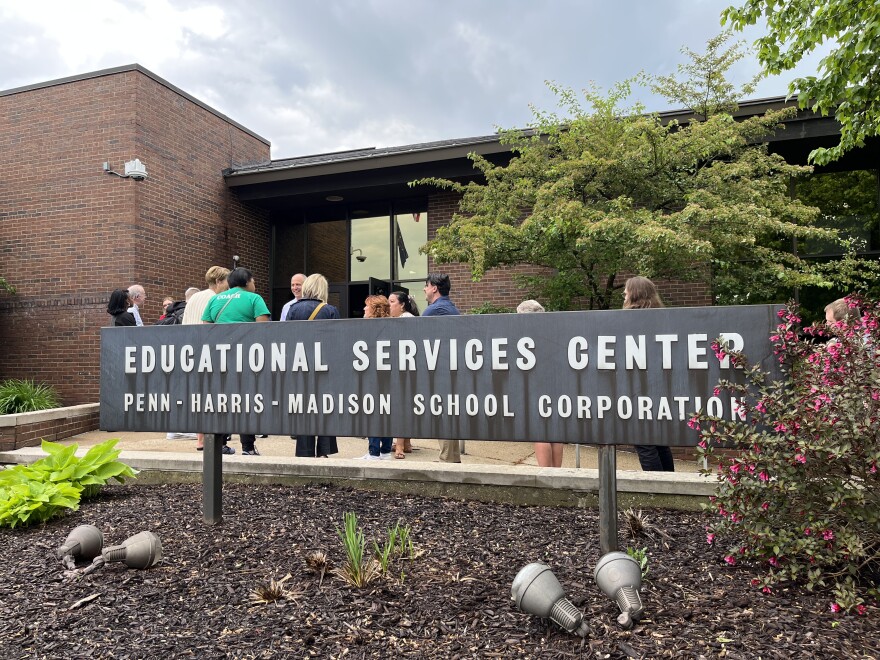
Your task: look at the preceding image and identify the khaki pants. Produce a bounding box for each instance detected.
[438,439,460,463]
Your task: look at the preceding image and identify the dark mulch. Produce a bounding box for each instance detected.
[1,483,877,659]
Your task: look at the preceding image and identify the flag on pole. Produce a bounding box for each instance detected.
[396,221,409,267]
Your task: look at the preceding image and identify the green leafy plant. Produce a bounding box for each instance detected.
[392,520,415,559]
[0,439,138,528]
[332,512,380,587]
[626,547,650,579]
[373,533,396,576]
[693,297,879,612]
[0,379,60,414]
[0,276,14,294]
[467,302,513,315]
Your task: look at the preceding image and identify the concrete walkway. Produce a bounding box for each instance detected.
[23,430,700,471]
[0,431,715,509]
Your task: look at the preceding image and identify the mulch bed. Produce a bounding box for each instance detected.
[1,483,877,659]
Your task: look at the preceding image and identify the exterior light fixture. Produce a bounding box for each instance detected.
[101,531,163,569]
[511,563,589,637]
[593,551,644,629]
[103,159,148,180]
[326,195,344,202]
[56,524,103,561]
[351,248,366,263]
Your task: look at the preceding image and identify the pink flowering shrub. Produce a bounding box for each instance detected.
[694,296,880,612]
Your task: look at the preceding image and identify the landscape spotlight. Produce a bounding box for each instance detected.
[593,551,644,629]
[56,524,103,561]
[101,531,163,569]
[511,563,589,637]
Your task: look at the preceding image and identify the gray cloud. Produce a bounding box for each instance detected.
[0,1,821,158]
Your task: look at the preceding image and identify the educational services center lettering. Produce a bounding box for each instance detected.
[100,306,782,446]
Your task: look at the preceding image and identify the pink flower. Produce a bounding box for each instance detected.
[724,555,737,566]
[774,422,788,433]
[729,463,741,474]
[871,463,877,475]
[823,530,834,541]
[857,605,867,616]
[768,557,778,567]
[762,586,772,594]
[795,454,807,464]
[706,533,715,545]
[755,401,767,413]
[804,528,812,536]
[761,501,770,510]
[687,416,700,430]
[713,387,721,397]
[830,602,842,613]
[759,471,769,482]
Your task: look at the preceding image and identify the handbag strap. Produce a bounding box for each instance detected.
[213,296,236,323]
[308,302,326,321]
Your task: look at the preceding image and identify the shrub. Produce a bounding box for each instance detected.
[0,378,60,414]
[693,297,879,612]
[0,439,138,528]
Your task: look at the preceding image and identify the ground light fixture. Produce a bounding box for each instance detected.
[56,524,103,561]
[593,551,644,628]
[101,531,163,569]
[511,563,589,637]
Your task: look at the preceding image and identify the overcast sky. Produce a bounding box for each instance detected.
[0,1,828,159]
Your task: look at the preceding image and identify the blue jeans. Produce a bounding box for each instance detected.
[368,437,392,457]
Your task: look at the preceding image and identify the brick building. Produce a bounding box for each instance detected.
[0,65,270,405]
[0,65,877,406]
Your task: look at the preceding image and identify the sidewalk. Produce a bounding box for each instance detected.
[47,430,699,472]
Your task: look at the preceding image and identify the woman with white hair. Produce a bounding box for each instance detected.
[286,274,340,458]
[518,300,564,467]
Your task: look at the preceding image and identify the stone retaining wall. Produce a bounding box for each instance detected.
[0,404,100,451]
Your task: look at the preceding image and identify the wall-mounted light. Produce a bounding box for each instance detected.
[326,195,344,202]
[103,159,148,180]
[232,255,240,270]
[351,248,366,263]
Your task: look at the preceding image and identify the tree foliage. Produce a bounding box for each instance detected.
[723,0,880,165]
[418,35,854,310]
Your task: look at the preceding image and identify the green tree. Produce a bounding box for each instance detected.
[723,0,880,165]
[418,35,848,310]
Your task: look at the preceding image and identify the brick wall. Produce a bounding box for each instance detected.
[0,67,270,405]
[0,404,100,451]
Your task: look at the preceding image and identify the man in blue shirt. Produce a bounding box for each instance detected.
[421,273,459,317]
[421,273,461,462]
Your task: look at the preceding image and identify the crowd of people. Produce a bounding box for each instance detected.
[110,268,853,472]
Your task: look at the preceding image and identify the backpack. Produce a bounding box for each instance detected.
[155,301,186,325]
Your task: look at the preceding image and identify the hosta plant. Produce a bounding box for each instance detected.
[0,438,138,528]
[693,297,879,613]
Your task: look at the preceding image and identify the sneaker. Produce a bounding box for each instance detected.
[242,448,261,456]
[221,445,235,455]
[358,453,382,460]
[379,452,394,460]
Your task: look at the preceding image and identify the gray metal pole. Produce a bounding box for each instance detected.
[575,443,581,468]
[203,434,223,524]
[598,444,618,554]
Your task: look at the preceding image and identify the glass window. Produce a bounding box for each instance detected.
[796,169,880,256]
[351,214,391,281]
[394,210,428,281]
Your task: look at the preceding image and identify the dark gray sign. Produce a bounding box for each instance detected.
[100,305,782,445]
